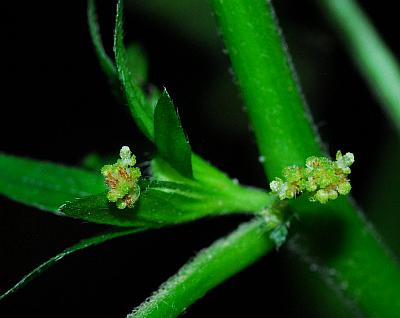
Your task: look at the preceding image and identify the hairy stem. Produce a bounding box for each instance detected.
[128,218,274,318]
[211,0,400,316]
[212,0,323,179]
[318,0,400,134]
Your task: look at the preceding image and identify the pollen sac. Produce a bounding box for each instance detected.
[335,150,354,174]
[101,146,141,209]
[269,151,354,204]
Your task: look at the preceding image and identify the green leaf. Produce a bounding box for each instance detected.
[126,44,148,86]
[152,153,259,200]
[88,0,152,111]
[88,0,118,81]
[60,179,212,227]
[114,0,154,140]
[0,153,105,213]
[152,154,241,189]
[60,178,272,227]
[154,90,193,178]
[0,228,144,301]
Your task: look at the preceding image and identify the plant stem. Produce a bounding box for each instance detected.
[128,0,400,316]
[211,0,400,316]
[318,0,400,134]
[212,0,323,179]
[128,218,274,318]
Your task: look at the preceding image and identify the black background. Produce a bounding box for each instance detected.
[1,1,399,317]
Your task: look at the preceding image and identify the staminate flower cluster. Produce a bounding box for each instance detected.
[270,151,354,204]
[101,146,141,209]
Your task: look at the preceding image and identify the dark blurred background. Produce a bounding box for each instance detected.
[1,0,399,317]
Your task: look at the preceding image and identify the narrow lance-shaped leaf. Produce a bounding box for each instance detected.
[0,227,145,301]
[60,179,272,227]
[93,0,245,188]
[154,90,193,178]
[89,0,154,111]
[74,146,270,227]
[114,0,154,140]
[0,153,105,213]
[88,0,118,81]
[89,0,243,189]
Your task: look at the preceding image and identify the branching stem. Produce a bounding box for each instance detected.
[211,0,400,316]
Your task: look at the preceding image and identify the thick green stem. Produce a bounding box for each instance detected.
[211,0,400,316]
[212,0,323,179]
[318,0,400,134]
[128,0,400,316]
[128,218,274,318]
